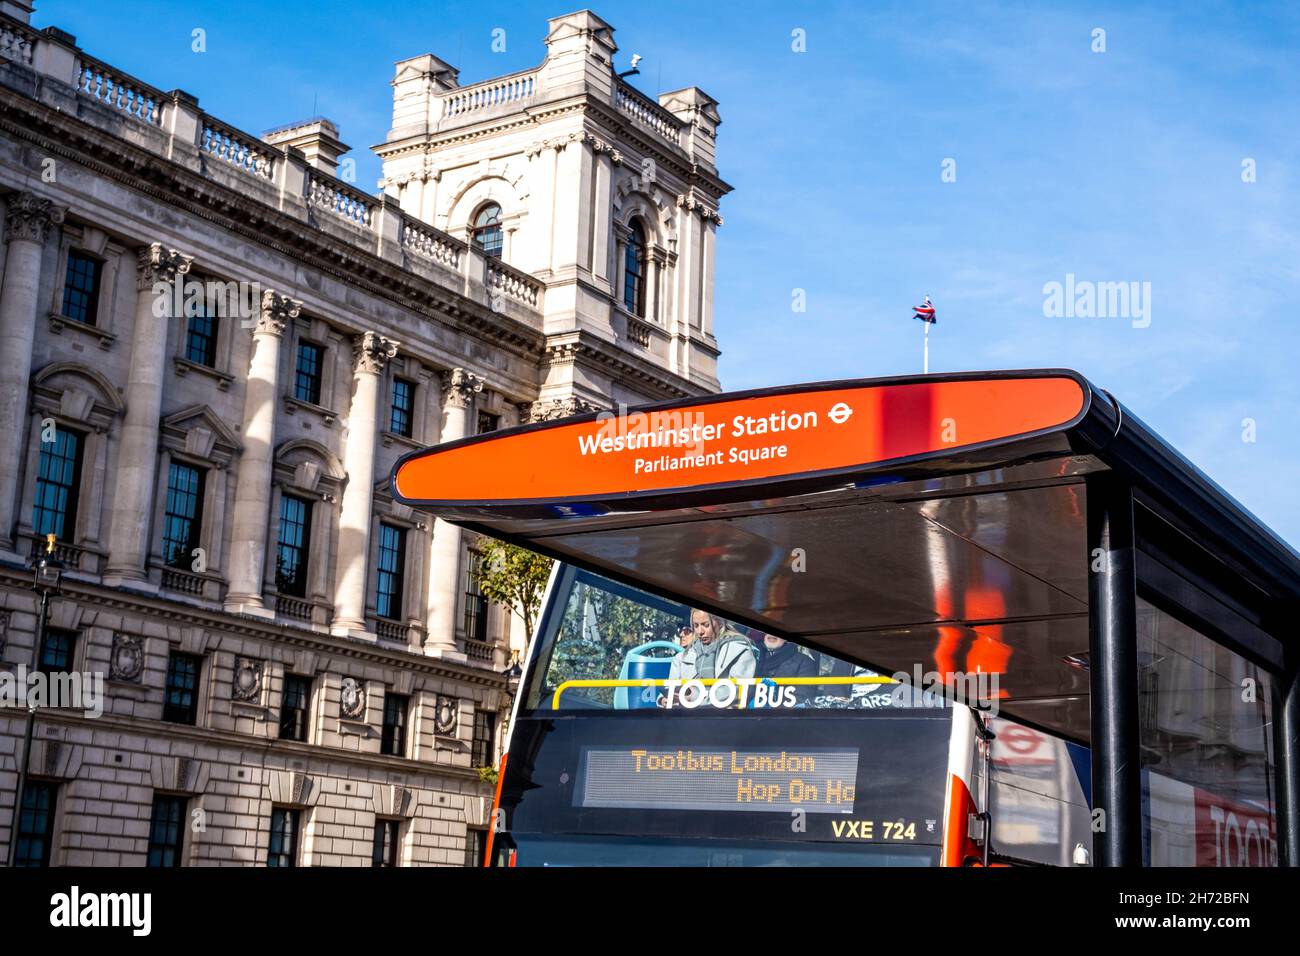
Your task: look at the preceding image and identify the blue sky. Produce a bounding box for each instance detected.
[39,1,1300,546]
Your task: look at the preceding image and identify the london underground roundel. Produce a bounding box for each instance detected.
[391,373,1088,507]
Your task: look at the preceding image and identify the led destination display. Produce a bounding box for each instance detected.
[577,747,860,814]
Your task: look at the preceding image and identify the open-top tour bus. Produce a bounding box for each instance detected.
[393,370,1299,867]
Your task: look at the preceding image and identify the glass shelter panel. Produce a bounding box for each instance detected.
[1137,597,1276,867]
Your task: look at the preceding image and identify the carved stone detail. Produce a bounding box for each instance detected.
[340,676,366,719]
[525,130,623,164]
[136,241,193,291]
[675,194,723,225]
[434,695,458,736]
[3,192,65,244]
[353,330,399,375]
[255,289,302,337]
[109,632,145,682]
[232,656,264,702]
[441,368,483,409]
[520,397,603,424]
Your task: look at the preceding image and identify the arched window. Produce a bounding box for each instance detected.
[623,221,646,317]
[471,203,503,258]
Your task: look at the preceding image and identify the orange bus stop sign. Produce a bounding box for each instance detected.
[392,373,1088,507]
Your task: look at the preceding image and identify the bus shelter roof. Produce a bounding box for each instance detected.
[393,370,1300,744]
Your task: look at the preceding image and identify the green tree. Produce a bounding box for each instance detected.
[472,538,553,645]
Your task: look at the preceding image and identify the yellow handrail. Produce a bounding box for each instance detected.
[551,675,897,710]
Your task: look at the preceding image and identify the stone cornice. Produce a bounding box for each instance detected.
[0,84,547,364]
[33,710,490,784]
[0,564,506,688]
[543,329,713,401]
[377,93,732,204]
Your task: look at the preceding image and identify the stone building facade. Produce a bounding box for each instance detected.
[0,4,728,866]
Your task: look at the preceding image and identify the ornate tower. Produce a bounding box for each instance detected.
[375,10,731,409]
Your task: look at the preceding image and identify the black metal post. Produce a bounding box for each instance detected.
[1087,472,1142,866]
[1277,661,1300,867]
[6,586,49,868]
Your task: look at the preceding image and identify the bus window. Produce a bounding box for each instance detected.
[525,567,935,713]
[531,569,690,710]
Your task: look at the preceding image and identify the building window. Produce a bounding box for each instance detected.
[380,693,409,757]
[163,652,201,725]
[372,819,401,867]
[472,710,496,768]
[279,674,311,742]
[465,828,487,868]
[147,795,186,867]
[60,251,101,325]
[375,524,406,622]
[389,378,414,437]
[464,551,488,643]
[31,427,83,541]
[37,628,76,675]
[267,807,300,867]
[471,203,503,258]
[162,462,205,569]
[293,341,324,406]
[476,411,500,435]
[14,780,57,867]
[623,221,646,316]
[275,495,313,597]
[184,309,218,367]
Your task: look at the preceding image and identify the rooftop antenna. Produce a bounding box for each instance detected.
[618,53,642,79]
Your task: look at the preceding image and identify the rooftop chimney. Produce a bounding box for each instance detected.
[0,0,34,24]
[262,118,350,176]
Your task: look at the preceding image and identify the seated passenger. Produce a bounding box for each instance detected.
[669,610,758,685]
[676,624,696,651]
[755,634,818,681]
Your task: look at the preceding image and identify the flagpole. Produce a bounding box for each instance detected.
[923,321,930,374]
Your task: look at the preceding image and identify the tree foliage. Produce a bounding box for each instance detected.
[472,537,553,644]
[543,580,686,706]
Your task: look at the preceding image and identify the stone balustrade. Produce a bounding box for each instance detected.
[463,638,496,665]
[401,215,463,270]
[201,116,277,179]
[74,51,165,126]
[307,170,373,228]
[0,16,35,65]
[615,78,683,146]
[0,12,544,331]
[441,68,538,118]
[486,257,543,309]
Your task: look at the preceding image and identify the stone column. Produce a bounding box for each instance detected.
[103,243,193,586]
[224,290,300,617]
[646,248,666,323]
[331,331,398,636]
[424,368,481,658]
[0,193,63,558]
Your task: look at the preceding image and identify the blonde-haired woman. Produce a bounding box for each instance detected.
[668,609,758,694]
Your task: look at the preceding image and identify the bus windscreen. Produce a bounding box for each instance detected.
[496,565,961,865]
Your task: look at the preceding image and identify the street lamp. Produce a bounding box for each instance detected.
[7,534,63,868]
